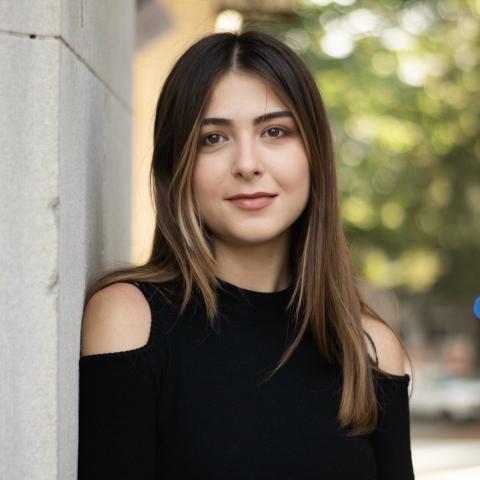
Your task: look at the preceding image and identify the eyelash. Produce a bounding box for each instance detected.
[200,127,290,147]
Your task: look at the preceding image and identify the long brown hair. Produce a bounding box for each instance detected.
[84,30,413,436]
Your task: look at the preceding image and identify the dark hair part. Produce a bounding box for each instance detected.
[84,30,414,436]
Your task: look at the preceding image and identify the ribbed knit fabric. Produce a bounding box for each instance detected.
[78,279,414,479]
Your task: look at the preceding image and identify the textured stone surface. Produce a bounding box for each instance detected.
[0,2,134,479]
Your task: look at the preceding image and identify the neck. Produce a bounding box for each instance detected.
[212,232,291,293]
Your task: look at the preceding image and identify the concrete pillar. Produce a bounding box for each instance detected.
[0,1,135,478]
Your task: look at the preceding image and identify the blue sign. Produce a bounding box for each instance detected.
[474,296,480,320]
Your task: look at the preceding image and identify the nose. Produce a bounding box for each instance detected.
[231,134,263,178]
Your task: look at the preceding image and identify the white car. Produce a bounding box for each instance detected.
[409,374,480,422]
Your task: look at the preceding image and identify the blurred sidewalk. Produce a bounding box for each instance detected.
[412,419,480,479]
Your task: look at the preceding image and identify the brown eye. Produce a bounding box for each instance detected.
[201,133,226,146]
[264,127,288,138]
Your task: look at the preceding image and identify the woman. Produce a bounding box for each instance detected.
[78,30,415,479]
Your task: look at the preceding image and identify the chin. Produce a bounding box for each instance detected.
[227,228,286,245]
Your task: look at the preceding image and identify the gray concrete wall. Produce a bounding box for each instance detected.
[0,1,135,478]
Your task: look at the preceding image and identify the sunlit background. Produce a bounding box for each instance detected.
[134,1,480,478]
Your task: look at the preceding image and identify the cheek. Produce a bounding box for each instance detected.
[278,153,310,198]
[192,159,223,212]
[277,157,310,221]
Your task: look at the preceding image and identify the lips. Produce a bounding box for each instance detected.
[227,192,277,200]
[227,195,277,210]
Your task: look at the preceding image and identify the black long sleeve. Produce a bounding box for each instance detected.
[78,349,160,479]
[370,373,415,479]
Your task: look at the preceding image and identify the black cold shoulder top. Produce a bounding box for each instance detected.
[78,278,415,479]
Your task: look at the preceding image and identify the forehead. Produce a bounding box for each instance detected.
[203,71,288,116]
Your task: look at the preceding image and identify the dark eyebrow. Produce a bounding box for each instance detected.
[201,110,294,127]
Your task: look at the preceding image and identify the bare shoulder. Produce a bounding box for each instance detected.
[361,314,406,376]
[80,282,151,357]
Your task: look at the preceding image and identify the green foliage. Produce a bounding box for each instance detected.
[244,0,480,298]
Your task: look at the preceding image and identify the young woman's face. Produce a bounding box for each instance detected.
[193,71,310,249]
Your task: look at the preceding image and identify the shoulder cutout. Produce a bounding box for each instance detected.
[80,282,152,357]
[361,314,406,376]
[363,329,378,366]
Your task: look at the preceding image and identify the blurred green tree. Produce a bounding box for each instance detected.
[243,0,480,300]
